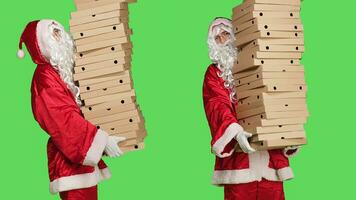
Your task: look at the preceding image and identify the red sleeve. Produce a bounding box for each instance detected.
[33,87,108,166]
[203,65,242,158]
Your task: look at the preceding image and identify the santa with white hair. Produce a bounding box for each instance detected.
[18,19,126,200]
[203,17,300,200]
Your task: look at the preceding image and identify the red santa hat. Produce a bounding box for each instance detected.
[17,20,48,65]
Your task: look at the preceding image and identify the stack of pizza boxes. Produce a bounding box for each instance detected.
[232,0,308,150]
[70,0,146,153]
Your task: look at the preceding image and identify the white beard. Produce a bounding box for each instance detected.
[209,38,238,102]
[45,27,82,106]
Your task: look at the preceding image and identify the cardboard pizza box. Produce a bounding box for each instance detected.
[237,104,308,119]
[251,130,306,142]
[79,74,131,93]
[255,44,304,52]
[233,11,300,25]
[253,38,304,46]
[236,53,302,69]
[263,110,309,119]
[106,122,144,135]
[236,22,303,36]
[109,129,145,141]
[238,93,306,105]
[90,109,139,125]
[75,0,136,10]
[119,142,144,153]
[244,0,301,7]
[78,70,130,86]
[237,97,306,112]
[83,100,136,119]
[233,58,300,73]
[246,124,304,134]
[72,23,127,40]
[234,65,304,79]
[232,0,300,17]
[233,4,300,19]
[75,30,130,46]
[70,10,128,26]
[70,17,122,32]
[80,83,133,100]
[137,129,148,139]
[239,91,306,103]
[236,87,306,100]
[235,137,306,151]
[75,55,130,71]
[235,78,306,92]
[235,30,303,47]
[239,40,304,52]
[70,2,128,19]
[97,115,141,131]
[76,37,130,52]
[81,94,135,113]
[252,137,307,149]
[75,43,132,59]
[240,43,302,58]
[238,44,302,59]
[235,71,304,86]
[115,130,148,142]
[73,65,125,81]
[264,83,306,93]
[75,50,131,66]
[75,58,130,74]
[119,138,144,148]
[239,110,309,121]
[239,115,307,127]
[237,102,307,119]
[109,132,138,142]
[83,89,135,106]
[233,18,302,33]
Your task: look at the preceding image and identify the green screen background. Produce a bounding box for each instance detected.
[1,0,355,199]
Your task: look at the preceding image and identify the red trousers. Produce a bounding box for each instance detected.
[224,178,285,200]
[59,185,98,200]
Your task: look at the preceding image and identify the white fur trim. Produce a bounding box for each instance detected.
[283,146,301,158]
[17,49,25,59]
[37,19,52,61]
[83,129,108,166]
[212,123,243,158]
[277,167,294,181]
[37,19,63,61]
[212,151,294,184]
[49,166,111,194]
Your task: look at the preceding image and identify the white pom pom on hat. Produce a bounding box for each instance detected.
[17,36,25,59]
[17,49,25,59]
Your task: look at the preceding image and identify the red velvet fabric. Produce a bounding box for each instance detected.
[19,20,48,65]
[203,64,291,175]
[20,20,108,185]
[203,64,238,155]
[60,185,98,200]
[224,179,285,200]
[31,64,107,182]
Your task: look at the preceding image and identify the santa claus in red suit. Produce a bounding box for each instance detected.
[17,19,126,200]
[203,17,301,200]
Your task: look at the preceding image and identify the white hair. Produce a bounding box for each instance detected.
[40,21,82,106]
[208,23,238,102]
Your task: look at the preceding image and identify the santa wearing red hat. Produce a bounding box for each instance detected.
[18,19,126,200]
[203,17,301,200]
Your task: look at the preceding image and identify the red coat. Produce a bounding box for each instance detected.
[31,61,110,193]
[203,64,297,185]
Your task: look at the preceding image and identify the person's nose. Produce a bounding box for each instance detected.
[221,35,228,44]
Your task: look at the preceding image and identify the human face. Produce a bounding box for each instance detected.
[215,29,231,45]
